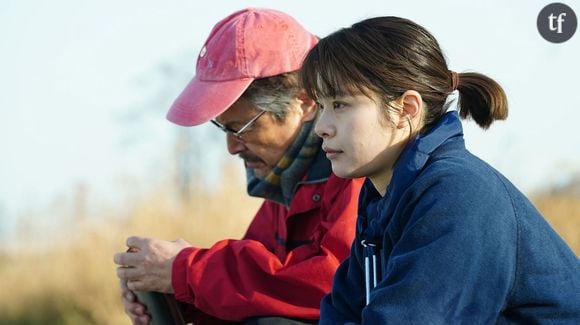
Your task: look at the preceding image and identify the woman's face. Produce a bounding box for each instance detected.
[314,93,410,191]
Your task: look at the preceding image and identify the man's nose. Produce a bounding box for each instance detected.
[226,133,247,155]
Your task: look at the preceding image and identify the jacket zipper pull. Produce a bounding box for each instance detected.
[361,239,380,305]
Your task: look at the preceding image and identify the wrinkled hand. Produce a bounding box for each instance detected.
[120,279,151,325]
[114,236,192,293]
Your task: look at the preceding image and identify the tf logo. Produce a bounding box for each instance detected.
[537,3,577,43]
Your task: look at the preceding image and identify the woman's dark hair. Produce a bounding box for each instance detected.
[299,16,508,130]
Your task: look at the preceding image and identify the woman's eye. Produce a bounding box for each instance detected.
[316,102,325,110]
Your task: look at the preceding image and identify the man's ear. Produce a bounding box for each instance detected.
[395,90,423,128]
[296,89,317,122]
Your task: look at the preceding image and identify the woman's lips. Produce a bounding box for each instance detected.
[323,146,343,160]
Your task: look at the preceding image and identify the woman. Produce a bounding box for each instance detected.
[300,16,580,324]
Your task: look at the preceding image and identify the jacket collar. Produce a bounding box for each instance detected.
[359,111,465,239]
[391,111,464,191]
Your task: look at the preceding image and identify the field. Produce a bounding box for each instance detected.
[0,177,578,324]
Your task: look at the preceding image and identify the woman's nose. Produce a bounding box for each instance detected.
[314,110,334,138]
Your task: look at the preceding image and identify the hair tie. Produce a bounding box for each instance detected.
[450,70,459,91]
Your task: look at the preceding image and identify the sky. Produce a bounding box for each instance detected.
[1,0,579,244]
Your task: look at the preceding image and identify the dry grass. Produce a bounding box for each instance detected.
[0,167,261,325]
[0,179,578,324]
[532,194,580,254]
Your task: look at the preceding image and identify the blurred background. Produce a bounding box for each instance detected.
[1,0,578,323]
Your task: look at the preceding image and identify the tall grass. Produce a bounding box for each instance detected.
[0,166,261,324]
[0,173,578,324]
[532,193,580,253]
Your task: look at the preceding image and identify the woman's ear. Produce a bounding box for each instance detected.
[296,89,317,122]
[395,90,423,128]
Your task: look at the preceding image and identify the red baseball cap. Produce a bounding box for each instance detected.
[167,8,318,126]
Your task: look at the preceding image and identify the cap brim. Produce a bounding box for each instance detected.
[167,76,254,126]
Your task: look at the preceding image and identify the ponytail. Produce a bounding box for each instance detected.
[456,72,508,129]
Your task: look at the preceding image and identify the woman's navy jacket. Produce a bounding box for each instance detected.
[321,112,580,324]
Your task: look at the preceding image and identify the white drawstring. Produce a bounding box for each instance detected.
[361,239,379,305]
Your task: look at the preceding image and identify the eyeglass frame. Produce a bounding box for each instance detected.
[210,110,266,139]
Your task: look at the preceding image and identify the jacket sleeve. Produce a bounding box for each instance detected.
[171,177,363,321]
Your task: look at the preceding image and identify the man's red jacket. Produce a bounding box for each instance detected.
[171,161,363,322]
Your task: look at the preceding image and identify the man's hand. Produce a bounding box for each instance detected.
[114,236,192,293]
[120,279,151,325]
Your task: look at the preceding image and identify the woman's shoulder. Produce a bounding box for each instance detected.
[402,147,529,220]
[420,148,506,191]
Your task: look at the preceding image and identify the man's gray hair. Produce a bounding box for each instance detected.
[241,72,301,120]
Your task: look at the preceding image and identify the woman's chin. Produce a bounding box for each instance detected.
[331,165,355,179]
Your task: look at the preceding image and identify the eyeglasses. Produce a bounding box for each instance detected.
[210,110,266,139]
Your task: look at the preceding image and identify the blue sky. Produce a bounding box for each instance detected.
[1,0,579,243]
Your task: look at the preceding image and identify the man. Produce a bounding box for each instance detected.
[114,8,363,324]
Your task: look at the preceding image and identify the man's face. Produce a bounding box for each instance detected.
[215,97,310,178]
